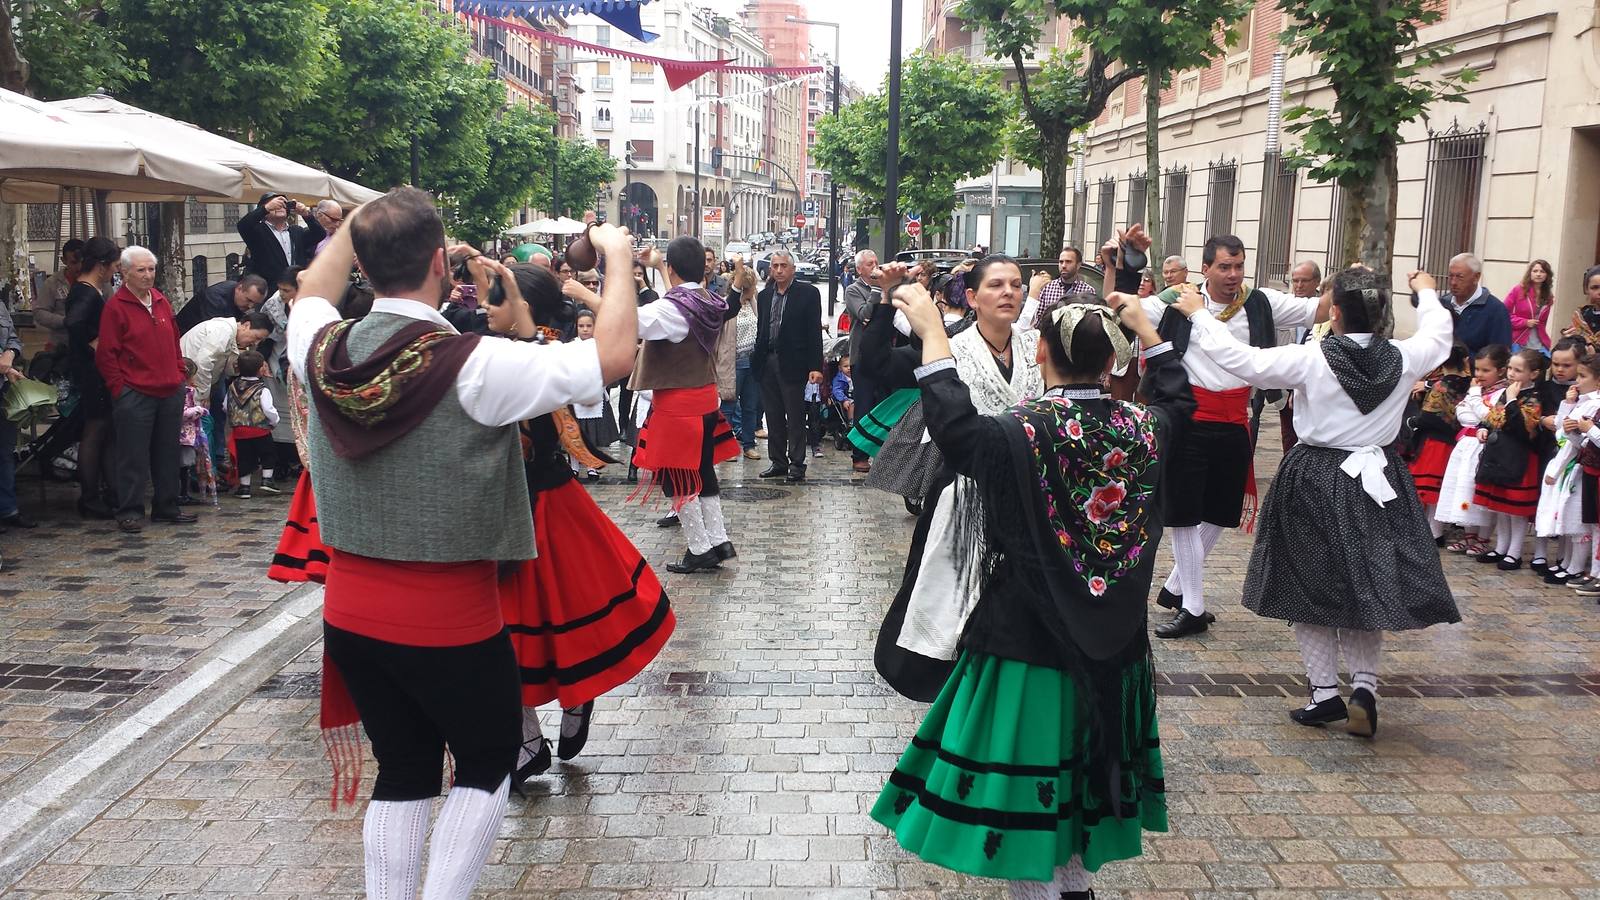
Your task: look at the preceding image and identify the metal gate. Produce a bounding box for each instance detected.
[1126,171,1148,236]
[1255,150,1297,288]
[1327,180,1350,270]
[1096,177,1117,247]
[1418,121,1489,283]
[1206,159,1236,240]
[1163,167,1188,258]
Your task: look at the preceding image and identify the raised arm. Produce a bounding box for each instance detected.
[1171,284,1314,391]
[1398,273,1453,376]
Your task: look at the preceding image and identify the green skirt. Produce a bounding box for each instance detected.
[871,651,1166,882]
[847,388,919,458]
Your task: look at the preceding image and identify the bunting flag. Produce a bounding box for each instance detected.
[456,9,823,90]
[682,72,819,109]
[454,0,657,42]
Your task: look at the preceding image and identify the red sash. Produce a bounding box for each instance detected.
[1192,386,1257,531]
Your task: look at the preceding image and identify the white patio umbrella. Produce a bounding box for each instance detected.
[0,87,244,202]
[46,94,382,205]
[505,217,587,237]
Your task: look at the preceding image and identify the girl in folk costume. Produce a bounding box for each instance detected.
[1436,344,1511,553]
[1561,265,1600,352]
[1528,339,1583,574]
[566,308,621,479]
[1506,259,1554,354]
[872,282,1186,900]
[1470,349,1548,570]
[1407,341,1472,540]
[471,258,674,786]
[1534,353,1600,585]
[1170,269,1459,738]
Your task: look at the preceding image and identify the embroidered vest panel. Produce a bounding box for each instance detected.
[1158,288,1278,353]
[628,336,715,391]
[306,312,534,562]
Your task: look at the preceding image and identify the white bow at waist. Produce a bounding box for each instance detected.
[1338,445,1397,506]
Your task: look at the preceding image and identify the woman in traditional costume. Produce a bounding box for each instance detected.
[873,280,1190,899]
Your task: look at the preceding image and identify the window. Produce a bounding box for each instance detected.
[596,139,610,155]
[593,61,612,93]
[1328,181,1350,269]
[631,61,654,83]
[630,103,655,123]
[594,25,610,46]
[1163,168,1187,256]
[631,140,654,162]
[1096,177,1117,246]
[1205,160,1236,239]
[1255,151,1298,287]
[187,198,209,233]
[594,105,612,130]
[1126,172,1147,232]
[1418,121,1489,282]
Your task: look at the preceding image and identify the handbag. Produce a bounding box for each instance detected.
[3,376,57,428]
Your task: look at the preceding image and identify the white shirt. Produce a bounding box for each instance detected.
[1142,286,1321,391]
[1188,289,1452,450]
[179,317,238,398]
[270,222,293,265]
[228,376,280,426]
[287,296,603,428]
[636,282,694,343]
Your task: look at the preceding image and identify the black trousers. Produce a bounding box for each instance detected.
[235,435,275,479]
[759,355,808,471]
[323,623,520,801]
[111,386,183,520]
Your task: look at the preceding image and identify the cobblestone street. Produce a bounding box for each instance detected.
[3,430,1600,898]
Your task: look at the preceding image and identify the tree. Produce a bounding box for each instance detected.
[815,52,1005,240]
[1056,0,1252,262]
[546,138,617,220]
[13,0,140,100]
[449,104,554,244]
[1278,0,1473,279]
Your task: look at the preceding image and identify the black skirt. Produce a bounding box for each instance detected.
[865,401,945,501]
[1244,444,1460,631]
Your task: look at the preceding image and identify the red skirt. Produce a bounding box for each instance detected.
[1473,454,1541,517]
[500,478,674,708]
[269,470,330,584]
[1409,437,1454,506]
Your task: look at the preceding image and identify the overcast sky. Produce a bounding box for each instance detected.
[698,0,926,92]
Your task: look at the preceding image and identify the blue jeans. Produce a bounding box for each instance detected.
[0,415,16,517]
[735,359,761,449]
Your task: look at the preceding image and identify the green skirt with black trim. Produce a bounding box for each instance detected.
[871,651,1166,882]
[847,388,919,458]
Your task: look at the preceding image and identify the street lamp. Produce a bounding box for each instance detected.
[884,0,904,260]
[786,14,842,316]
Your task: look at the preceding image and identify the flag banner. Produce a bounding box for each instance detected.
[453,0,658,41]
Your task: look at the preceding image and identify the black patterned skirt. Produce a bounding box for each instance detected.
[1244,444,1460,631]
[864,400,945,501]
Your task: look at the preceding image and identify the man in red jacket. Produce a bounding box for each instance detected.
[96,246,198,533]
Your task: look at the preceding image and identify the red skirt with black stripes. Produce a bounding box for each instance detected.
[1473,454,1541,517]
[1408,437,1454,506]
[268,470,330,584]
[499,478,675,708]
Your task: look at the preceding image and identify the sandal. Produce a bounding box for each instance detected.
[1462,539,1489,557]
[1445,539,1472,553]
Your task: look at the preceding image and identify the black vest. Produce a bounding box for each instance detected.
[1158,288,1277,352]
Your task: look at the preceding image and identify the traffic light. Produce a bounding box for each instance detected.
[711,147,723,170]
[624,141,635,168]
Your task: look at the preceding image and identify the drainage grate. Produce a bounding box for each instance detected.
[719,486,790,502]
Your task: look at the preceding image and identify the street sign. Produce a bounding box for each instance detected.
[906,219,922,238]
[793,212,806,227]
[702,206,725,251]
[802,199,817,216]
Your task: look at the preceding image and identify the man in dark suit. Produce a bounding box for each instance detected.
[235,193,325,287]
[752,249,823,483]
[175,275,267,335]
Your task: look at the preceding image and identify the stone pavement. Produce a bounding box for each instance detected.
[4,429,1600,898]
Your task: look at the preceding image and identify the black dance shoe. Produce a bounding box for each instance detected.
[513,735,552,792]
[1545,568,1572,585]
[1529,557,1549,575]
[557,701,594,761]
[1289,695,1348,727]
[1496,556,1522,571]
[758,465,789,479]
[1156,587,1181,610]
[1154,608,1209,639]
[656,511,680,528]
[1475,551,1503,564]
[1346,687,1377,738]
[786,468,807,484]
[713,541,737,561]
[666,548,722,574]
[1059,892,1095,900]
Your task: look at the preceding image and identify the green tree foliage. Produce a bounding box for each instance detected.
[546,138,618,219]
[814,52,1005,235]
[1278,0,1473,277]
[448,104,555,244]
[13,0,141,99]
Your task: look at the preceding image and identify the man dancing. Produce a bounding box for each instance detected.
[1142,235,1329,638]
[287,189,638,898]
[1172,268,1459,735]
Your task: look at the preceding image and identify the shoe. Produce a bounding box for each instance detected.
[852,460,871,474]
[586,468,601,481]
[78,499,114,520]
[1435,534,1449,548]
[657,512,680,528]
[116,518,143,534]
[786,468,807,484]
[1289,695,1348,727]
[150,512,198,524]
[1474,551,1503,564]
[1496,556,1522,571]
[1346,687,1377,738]
[513,735,552,790]
[1570,575,1597,591]
[811,447,824,458]
[666,548,722,574]
[625,465,638,484]
[257,481,282,496]
[758,465,789,479]
[743,447,762,460]
[176,494,199,506]
[904,497,923,516]
[1156,587,1181,610]
[755,428,768,439]
[235,488,253,500]
[1154,608,1209,639]
[1576,580,1600,597]
[557,702,594,761]
[0,512,36,529]
[1530,557,1549,575]
[713,541,737,561]
[1545,568,1572,585]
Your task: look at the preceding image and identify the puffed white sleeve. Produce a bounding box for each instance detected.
[1187,309,1314,391]
[456,337,605,427]
[286,296,341,383]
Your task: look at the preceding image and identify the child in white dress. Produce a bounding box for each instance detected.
[1437,344,1510,554]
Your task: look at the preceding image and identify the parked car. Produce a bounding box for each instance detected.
[724,241,753,261]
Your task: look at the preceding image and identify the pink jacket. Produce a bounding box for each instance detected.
[1505,284,1551,348]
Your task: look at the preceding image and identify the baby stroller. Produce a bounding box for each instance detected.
[818,336,854,451]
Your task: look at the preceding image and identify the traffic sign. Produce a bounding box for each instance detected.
[794,212,806,227]
[906,219,922,237]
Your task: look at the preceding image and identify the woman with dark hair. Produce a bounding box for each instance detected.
[1506,259,1553,353]
[66,236,121,519]
[1562,265,1600,351]
[873,280,1189,898]
[475,258,674,786]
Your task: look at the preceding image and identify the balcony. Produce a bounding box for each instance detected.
[594,116,612,131]
[593,76,613,92]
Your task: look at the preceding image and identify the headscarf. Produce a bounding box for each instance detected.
[662,283,728,356]
[1050,302,1135,373]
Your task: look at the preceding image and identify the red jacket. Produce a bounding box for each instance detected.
[96,284,186,399]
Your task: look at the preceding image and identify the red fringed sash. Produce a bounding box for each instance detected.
[1192,386,1257,532]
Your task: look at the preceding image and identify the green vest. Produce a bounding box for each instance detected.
[306,312,534,562]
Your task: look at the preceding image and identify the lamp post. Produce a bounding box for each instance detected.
[786,14,842,316]
[883,0,904,260]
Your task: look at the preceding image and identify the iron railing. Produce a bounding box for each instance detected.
[1255,150,1297,288]
[1163,167,1188,257]
[1327,180,1350,270]
[1126,171,1148,234]
[1418,121,1489,283]
[1206,159,1236,240]
[1070,186,1087,251]
[1096,176,1117,247]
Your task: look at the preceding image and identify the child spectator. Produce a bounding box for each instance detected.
[1471,348,1547,569]
[1536,352,1600,584]
[227,350,280,499]
[1438,344,1510,554]
[178,359,207,506]
[804,378,824,459]
[1529,339,1583,571]
[570,310,618,479]
[832,357,855,422]
[1408,341,1472,540]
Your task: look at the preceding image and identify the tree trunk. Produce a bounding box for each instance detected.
[1352,144,1399,286]
[157,202,187,299]
[1144,74,1163,264]
[1038,139,1068,258]
[0,1,28,310]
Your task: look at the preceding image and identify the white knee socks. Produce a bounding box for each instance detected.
[700,495,729,546]
[1424,503,1444,539]
[1294,623,1341,704]
[1005,855,1093,899]
[420,777,510,900]
[677,498,712,555]
[364,799,430,900]
[1339,629,1383,697]
[1168,523,1225,616]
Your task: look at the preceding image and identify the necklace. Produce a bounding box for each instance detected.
[979,325,1010,357]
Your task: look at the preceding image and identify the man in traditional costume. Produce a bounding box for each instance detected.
[1171,268,1460,736]
[628,235,741,574]
[286,189,638,898]
[1141,234,1330,638]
